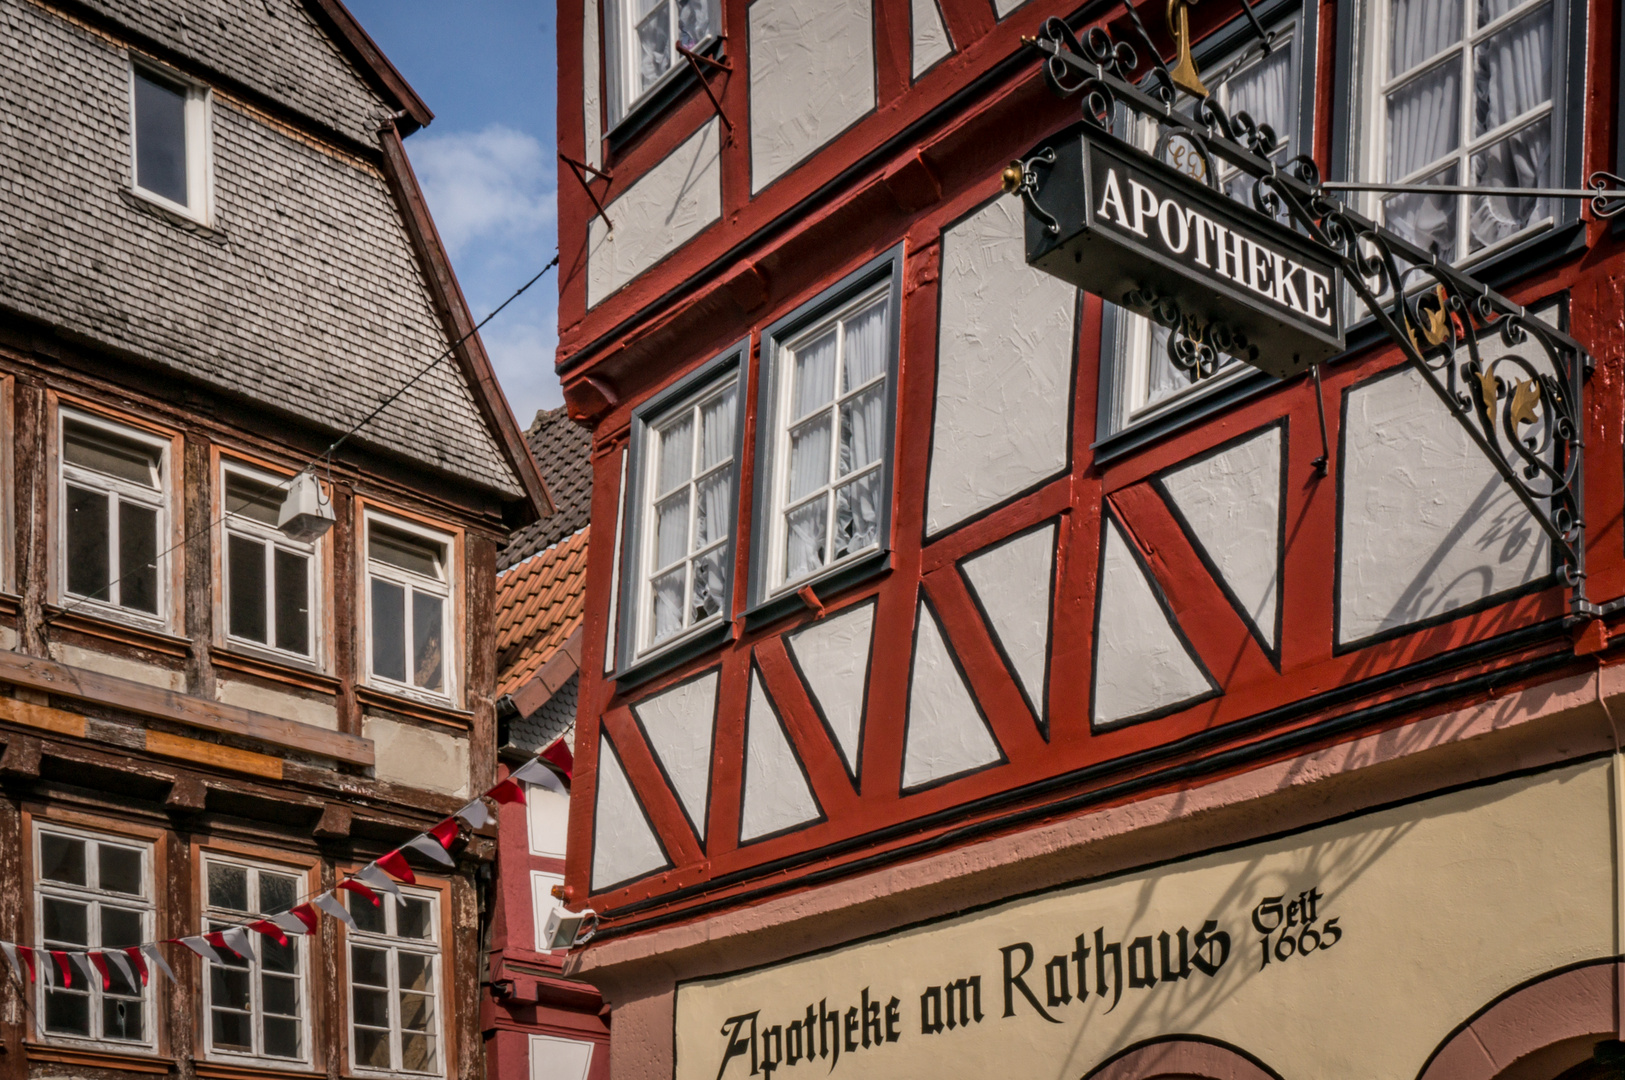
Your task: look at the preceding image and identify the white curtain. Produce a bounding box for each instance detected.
[693,387,736,551]
[1390,0,1462,76]
[833,300,888,556]
[1469,6,1552,249]
[792,329,837,418]
[1385,55,1461,258]
[1226,46,1293,146]
[636,0,671,95]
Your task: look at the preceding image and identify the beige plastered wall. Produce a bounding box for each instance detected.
[569,664,1625,1080]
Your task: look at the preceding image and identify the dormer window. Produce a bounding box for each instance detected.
[605,0,719,127]
[130,60,211,222]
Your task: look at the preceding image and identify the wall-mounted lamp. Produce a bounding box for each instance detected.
[542,905,598,949]
[277,468,335,541]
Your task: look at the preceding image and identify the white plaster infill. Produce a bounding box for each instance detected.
[587,119,723,308]
[748,0,877,193]
[566,664,1622,1007]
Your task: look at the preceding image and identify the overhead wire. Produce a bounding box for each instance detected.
[41,254,560,631]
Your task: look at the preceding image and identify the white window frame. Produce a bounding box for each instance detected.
[128,57,212,224]
[345,886,445,1078]
[1099,10,1308,438]
[219,462,321,666]
[199,854,312,1068]
[32,822,156,1052]
[750,252,903,609]
[604,0,720,128]
[529,871,567,953]
[624,360,743,663]
[362,512,457,706]
[57,408,173,630]
[1350,0,1570,265]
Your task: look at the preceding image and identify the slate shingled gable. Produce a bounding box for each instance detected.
[0,0,528,502]
[500,408,594,571]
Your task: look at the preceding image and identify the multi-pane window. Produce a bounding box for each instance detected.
[1360,0,1560,261]
[366,519,453,699]
[607,0,719,125]
[1106,23,1303,429]
[348,889,442,1076]
[131,62,210,221]
[34,825,152,1047]
[201,858,307,1064]
[222,468,316,661]
[60,413,168,621]
[636,379,738,653]
[764,285,893,595]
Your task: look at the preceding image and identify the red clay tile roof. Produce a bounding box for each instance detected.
[495,526,590,698]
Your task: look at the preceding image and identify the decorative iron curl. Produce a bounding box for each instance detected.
[1122,287,1259,383]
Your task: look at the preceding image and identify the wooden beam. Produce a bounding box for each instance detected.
[145,730,283,780]
[0,649,373,766]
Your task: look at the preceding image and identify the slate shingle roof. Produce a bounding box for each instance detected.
[499,408,594,571]
[71,0,395,146]
[506,673,576,756]
[495,527,590,698]
[1,0,520,497]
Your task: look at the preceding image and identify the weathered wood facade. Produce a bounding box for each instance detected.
[553,0,1625,1072]
[0,3,548,1080]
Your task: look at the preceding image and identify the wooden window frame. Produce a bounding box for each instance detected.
[128,55,214,225]
[195,848,318,1071]
[53,401,182,637]
[337,875,452,1080]
[214,457,327,672]
[27,816,161,1054]
[359,508,460,709]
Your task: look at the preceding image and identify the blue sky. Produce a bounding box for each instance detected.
[345,0,563,425]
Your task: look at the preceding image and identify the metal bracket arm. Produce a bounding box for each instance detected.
[559,153,613,232]
[677,42,734,133]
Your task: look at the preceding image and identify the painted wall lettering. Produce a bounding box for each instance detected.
[1252,887,1343,968]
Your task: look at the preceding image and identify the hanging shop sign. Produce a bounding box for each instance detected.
[673,762,1612,1080]
[1016,122,1345,378]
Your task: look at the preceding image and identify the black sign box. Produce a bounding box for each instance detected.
[1021,123,1346,378]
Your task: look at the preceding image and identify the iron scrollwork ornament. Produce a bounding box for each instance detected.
[1021,12,1594,610]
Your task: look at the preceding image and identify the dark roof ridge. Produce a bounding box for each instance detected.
[301,0,434,134]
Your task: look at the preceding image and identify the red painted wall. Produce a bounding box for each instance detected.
[555,0,1625,937]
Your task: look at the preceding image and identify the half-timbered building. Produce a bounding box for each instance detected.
[552,0,1625,1073]
[0,3,549,1080]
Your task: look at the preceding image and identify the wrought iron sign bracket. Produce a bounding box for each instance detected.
[677,42,735,134]
[559,153,614,232]
[1015,18,1601,615]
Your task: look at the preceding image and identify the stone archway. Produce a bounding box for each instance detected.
[1081,1036,1284,1080]
[1417,960,1624,1080]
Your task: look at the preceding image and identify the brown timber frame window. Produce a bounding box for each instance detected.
[345,886,444,1076]
[200,854,310,1066]
[220,463,317,663]
[363,513,455,704]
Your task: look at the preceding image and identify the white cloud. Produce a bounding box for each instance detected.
[406,124,563,425]
[409,125,557,258]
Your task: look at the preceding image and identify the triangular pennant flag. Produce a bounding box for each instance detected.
[311,892,356,928]
[286,904,320,934]
[86,951,112,990]
[69,952,95,988]
[179,936,216,961]
[1,943,25,984]
[16,946,36,984]
[39,950,55,989]
[487,778,525,806]
[221,926,255,959]
[250,919,290,946]
[455,798,493,830]
[375,849,417,885]
[104,947,136,990]
[405,834,454,867]
[428,818,460,849]
[50,951,72,988]
[337,879,379,906]
[123,946,148,986]
[270,911,313,937]
[355,864,401,902]
[541,738,574,778]
[140,944,174,983]
[141,941,173,980]
[511,757,566,794]
[204,931,241,960]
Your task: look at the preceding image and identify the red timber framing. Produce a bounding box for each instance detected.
[556,0,1625,936]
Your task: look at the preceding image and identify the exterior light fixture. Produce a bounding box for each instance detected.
[277,467,335,541]
[542,905,599,949]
